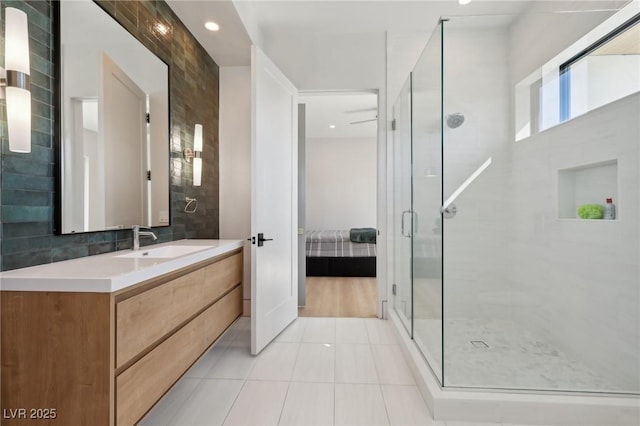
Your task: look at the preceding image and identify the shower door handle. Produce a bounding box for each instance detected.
[401,210,412,238]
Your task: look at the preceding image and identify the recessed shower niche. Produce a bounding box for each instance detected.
[558,159,618,219]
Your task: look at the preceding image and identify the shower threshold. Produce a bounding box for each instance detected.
[389,310,640,425]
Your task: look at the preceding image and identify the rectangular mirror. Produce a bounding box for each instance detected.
[57,0,170,234]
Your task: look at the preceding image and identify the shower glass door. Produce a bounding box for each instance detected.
[411,22,444,383]
[392,76,413,334]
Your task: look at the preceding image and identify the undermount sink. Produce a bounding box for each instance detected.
[116,245,212,259]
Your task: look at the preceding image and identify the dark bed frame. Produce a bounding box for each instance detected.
[306,256,376,277]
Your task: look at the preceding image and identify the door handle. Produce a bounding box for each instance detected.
[257,233,273,247]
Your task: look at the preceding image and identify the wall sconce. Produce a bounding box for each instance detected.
[0,7,31,153]
[183,124,203,186]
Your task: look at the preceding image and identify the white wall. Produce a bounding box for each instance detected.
[507,2,639,391]
[262,31,386,92]
[219,66,252,316]
[570,55,640,118]
[305,137,377,230]
[508,94,639,392]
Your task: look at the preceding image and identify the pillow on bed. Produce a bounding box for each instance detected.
[349,228,377,244]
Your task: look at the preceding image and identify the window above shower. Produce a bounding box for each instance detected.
[514,4,640,142]
[558,14,640,124]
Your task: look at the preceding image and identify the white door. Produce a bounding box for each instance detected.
[250,46,298,355]
[101,53,146,229]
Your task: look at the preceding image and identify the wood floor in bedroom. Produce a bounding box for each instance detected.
[298,276,377,318]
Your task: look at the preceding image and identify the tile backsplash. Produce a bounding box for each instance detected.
[0,0,219,271]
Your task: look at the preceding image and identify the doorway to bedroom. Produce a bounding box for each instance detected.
[298,91,378,318]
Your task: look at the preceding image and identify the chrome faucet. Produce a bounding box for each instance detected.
[132,225,158,250]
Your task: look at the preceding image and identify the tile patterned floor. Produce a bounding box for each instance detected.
[413,317,617,392]
[139,317,565,426]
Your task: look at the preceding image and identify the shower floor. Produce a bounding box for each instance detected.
[413,317,619,392]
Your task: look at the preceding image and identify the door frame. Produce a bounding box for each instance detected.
[296,89,386,318]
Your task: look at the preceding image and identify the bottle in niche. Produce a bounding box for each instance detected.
[604,198,616,220]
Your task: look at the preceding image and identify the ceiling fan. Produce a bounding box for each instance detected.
[349,115,378,125]
[344,106,377,125]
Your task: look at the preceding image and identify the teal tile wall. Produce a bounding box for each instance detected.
[0,0,220,271]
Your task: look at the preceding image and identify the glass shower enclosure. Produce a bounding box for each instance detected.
[391,11,640,394]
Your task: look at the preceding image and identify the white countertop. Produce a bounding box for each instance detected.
[0,239,244,293]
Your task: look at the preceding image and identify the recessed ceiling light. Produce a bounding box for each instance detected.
[458,0,472,5]
[204,21,220,31]
[329,124,336,129]
[154,22,169,36]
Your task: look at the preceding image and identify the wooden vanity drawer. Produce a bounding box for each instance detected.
[116,306,206,426]
[116,268,205,368]
[116,285,243,426]
[203,252,243,303]
[204,286,243,344]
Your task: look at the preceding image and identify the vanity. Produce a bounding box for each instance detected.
[0,239,244,426]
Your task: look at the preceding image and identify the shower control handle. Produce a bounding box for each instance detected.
[441,204,457,219]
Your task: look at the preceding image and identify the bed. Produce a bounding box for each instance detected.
[305,229,377,277]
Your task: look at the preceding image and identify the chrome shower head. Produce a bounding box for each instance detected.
[446,113,465,129]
